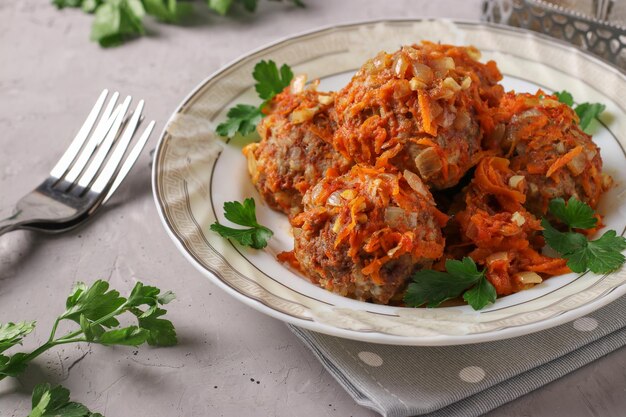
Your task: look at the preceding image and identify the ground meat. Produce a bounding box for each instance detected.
[491,91,612,216]
[288,165,447,304]
[332,41,504,189]
[243,78,352,217]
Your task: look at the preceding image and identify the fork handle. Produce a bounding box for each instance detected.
[0,207,26,236]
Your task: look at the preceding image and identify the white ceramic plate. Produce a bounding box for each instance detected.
[152,20,626,346]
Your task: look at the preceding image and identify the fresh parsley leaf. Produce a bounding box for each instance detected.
[0,280,176,382]
[81,0,103,13]
[215,104,263,137]
[143,0,191,22]
[52,0,84,8]
[567,230,626,273]
[208,0,232,15]
[554,90,574,107]
[0,322,36,353]
[132,307,178,346]
[548,197,597,229]
[61,280,126,328]
[576,102,606,131]
[29,383,103,417]
[253,60,294,100]
[541,219,586,255]
[216,60,294,138]
[0,353,29,378]
[404,257,496,310]
[403,269,468,308]
[99,326,149,346]
[90,0,145,48]
[210,198,273,249]
[542,218,626,274]
[238,0,257,12]
[463,275,497,310]
[126,282,162,307]
[553,90,605,132]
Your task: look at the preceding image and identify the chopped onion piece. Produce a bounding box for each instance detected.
[318,94,333,105]
[393,80,412,98]
[327,191,342,206]
[411,62,434,84]
[585,148,597,161]
[486,251,508,264]
[290,74,307,94]
[403,169,430,197]
[393,53,409,78]
[432,56,455,75]
[511,211,526,226]
[508,175,525,189]
[290,106,319,124]
[567,152,587,176]
[414,147,442,177]
[409,77,427,91]
[461,76,472,90]
[384,207,417,228]
[466,47,481,61]
[442,77,461,92]
[341,189,357,200]
[516,271,543,284]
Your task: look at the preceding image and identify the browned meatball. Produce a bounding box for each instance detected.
[243,78,352,217]
[289,165,447,304]
[491,91,612,216]
[333,41,504,189]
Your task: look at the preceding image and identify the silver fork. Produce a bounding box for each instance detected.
[0,89,155,236]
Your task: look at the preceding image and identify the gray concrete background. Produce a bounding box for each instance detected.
[0,0,625,416]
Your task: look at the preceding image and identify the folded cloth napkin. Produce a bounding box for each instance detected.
[290,295,626,417]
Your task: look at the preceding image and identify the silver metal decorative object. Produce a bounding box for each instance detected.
[482,0,626,70]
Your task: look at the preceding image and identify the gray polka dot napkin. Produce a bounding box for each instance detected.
[290,295,626,417]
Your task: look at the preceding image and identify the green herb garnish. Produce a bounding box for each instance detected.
[216,60,294,138]
[404,257,496,310]
[210,198,273,249]
[0,280,176,381]
[90,0,145,47]
[215,104,263,137]
[53,0,304,47]
[554,90,606,132]
[542,197,626,273]
[253,60,294,101]
[29,383,104,417]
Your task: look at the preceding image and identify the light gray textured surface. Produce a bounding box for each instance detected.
[0,1,625,416]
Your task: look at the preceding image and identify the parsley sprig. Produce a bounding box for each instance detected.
[542,197,626,274]
[554,90,606,132]
[29,383,104,417]
[53,0,304,47]
[0,280,176,381]
[210,198,273,249]
[404,257,497,310]
[216,60,294,138]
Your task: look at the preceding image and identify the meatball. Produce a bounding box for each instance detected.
[491,91,612,216]
[243,78,352,217]
[289,165,447,304]
[453,157,569,295]
[333,41,504,189]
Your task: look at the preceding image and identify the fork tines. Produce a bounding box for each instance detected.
[50,89,155,201]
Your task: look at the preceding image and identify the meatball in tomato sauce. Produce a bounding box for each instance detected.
[289,165,447,304]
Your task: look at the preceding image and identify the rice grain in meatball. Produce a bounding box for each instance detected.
[243,77,352,217]
[333,41,504,189]
[289,165,448,304]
